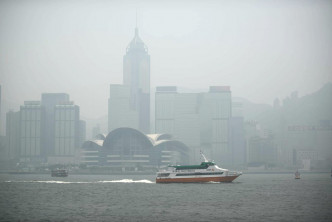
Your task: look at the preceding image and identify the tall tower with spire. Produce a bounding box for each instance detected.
[123,27,150,133]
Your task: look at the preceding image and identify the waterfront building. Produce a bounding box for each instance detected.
[230,117,246,166]
[281,121,332,169]
[6,111,20,162]
[41,93,70,157]
[247,134,277,166]
[50,102,80,164]
[5,93,84,167]
[19,101,44,163]
[108,27,150,133]
[79,120,86,147]
[155,86,232,164]
[81,127,189,171]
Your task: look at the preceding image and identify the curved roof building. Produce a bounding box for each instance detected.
[81,127,189,171]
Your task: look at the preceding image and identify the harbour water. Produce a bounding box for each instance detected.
[0,173,331,221]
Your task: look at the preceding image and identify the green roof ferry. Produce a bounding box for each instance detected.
[156,153,242,183]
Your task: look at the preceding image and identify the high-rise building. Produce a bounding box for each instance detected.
[79,120,86,147]
[54,103,79,156]
[108,27,150,133]
[5,93,84,166]
[49,102,80,164]
[230,117,246,166]
[123,27,150,133]
[91,124,101,139]
[6,111,20,161]
[108,84,139,132]
[41,93,70,156]
[155,86,232,164]
[19,101,44,163]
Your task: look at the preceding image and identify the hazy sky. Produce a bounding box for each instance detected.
[1,0,332,121]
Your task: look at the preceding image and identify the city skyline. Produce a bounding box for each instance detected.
[0,2,331,221]
[1,0,331,126]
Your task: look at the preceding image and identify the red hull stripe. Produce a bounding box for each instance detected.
[156,176,239,183]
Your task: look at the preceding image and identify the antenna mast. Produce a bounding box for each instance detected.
[136,8,138,28]
[200,150,209,162]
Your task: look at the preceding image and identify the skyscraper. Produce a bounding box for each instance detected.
[5,93,84,166]
[6,110,20,161]
[123,27,150,133]
[155,86,232,164]
[41,93,70,156]
[52,102,80,163]
[108,84,139,132]
[19,101,44,163]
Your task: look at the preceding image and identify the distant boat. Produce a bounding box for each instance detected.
[51,169,68,177]
[295,170,300,179]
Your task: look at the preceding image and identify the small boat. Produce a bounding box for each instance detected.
[51,169,68,177]
[156,153,242,183]
[295,170,300,179]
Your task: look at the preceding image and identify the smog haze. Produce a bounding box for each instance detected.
[1,0,332,125]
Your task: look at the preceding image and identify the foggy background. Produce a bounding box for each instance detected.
[1,0,332,135]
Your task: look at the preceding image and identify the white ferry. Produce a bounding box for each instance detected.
[156,154,242,183]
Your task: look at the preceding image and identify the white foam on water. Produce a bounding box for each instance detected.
[5,180,90,184]
[4,179,155,184]
[97,179,154,184]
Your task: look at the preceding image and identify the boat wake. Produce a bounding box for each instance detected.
[5,180,90,184]
[4,179,154,184]
[97,179,154,183]
[206,181,221,184]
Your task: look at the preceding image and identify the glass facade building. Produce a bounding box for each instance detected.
[54,103,79,156]
[81,127,189,171]
[19,101,43,162]
[41,93,69,156]
[108,84,139,132]
[108,28,150,134]
[5,93,84,166]
[123,28,150,133]
[155,86,232,164]
[6,111,20,161]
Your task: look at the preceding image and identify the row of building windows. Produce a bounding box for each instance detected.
[55,120,75,138]
[55,109,77,121]
[20,120,41,137]
[20,138,41,156]
[21,109,42,121]
[55,138,76,156]
[212,119,229,143]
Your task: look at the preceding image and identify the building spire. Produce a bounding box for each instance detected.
[126,9,148,53]
[135,9,138,36]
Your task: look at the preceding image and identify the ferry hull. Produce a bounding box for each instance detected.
[156,175,239,183]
